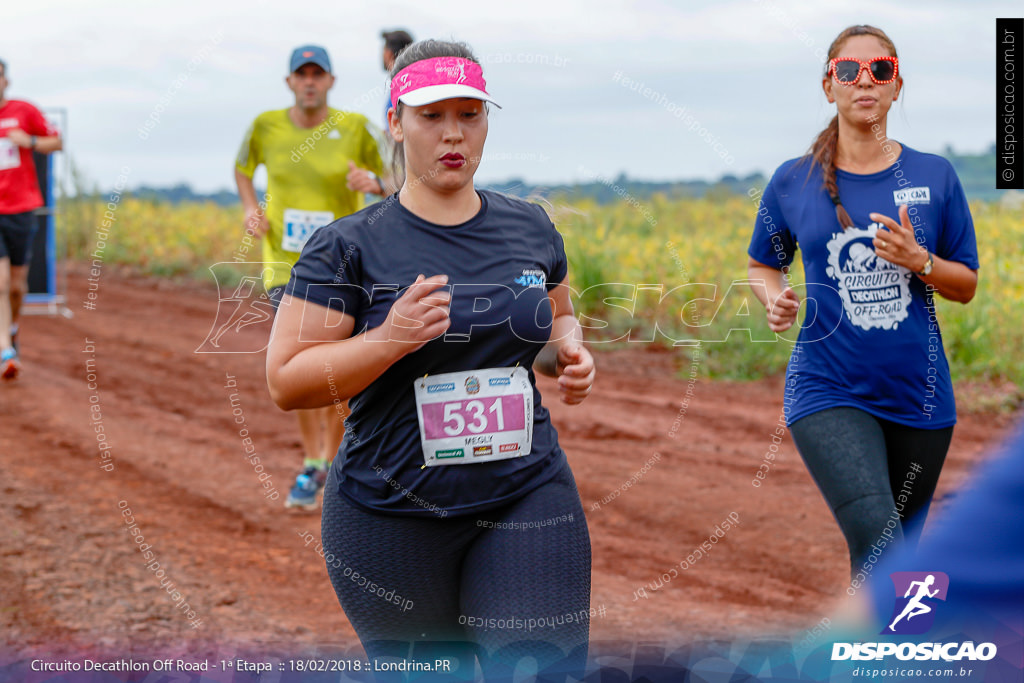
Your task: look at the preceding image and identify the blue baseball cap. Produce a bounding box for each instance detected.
[289,45,331,74]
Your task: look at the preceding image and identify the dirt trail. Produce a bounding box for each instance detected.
[1,263,1016,661]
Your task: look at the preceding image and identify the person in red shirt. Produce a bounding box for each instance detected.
[0,58,62,380]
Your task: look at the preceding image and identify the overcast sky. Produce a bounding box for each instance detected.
[3,0,1015,193]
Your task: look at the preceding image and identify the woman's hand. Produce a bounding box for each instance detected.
[555,343,595,405]
[244,205,269,237]
[370,274,451,352]
[767,287,801,332]
[346,161,384,195]
[870,204,929,273]
[748,259,801,333]
[870,204,979,302]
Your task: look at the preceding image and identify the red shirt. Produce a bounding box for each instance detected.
[0,99,58,214]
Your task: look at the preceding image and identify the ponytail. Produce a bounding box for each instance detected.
[809,115,854,230]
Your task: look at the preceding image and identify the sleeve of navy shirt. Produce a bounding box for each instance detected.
[287,221,369,325]
[281,192,573,517]
[546,210,569,287]
[936,160,980,270]
[748,163,799,270]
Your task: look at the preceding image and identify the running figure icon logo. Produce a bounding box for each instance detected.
[882,572,949,635]
[197,263,284,353]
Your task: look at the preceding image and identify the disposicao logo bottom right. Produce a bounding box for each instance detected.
[831,570,998,663]
[882,571,948,635]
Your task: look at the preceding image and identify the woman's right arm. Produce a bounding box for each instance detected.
[747,258,801,333]
[266,274,451,410]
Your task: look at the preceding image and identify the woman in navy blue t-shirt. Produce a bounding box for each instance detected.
[266,39,595,678]
[747,25,979,581]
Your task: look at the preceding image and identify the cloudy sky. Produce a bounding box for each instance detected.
[3,0,1015,193]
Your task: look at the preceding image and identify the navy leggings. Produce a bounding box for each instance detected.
[321,462,591,682]
[789,407,954,576]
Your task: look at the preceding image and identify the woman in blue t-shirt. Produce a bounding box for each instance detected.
[266,39,595,678]
[747,25,979,581]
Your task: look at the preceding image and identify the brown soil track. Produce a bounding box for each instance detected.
[1,263,1017,661]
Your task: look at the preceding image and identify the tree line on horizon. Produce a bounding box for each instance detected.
[116,144,1003,206]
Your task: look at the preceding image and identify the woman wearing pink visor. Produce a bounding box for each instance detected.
[267,39,594,679]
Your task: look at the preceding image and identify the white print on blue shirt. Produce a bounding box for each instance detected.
[892,186,931,205]
[825,223,913,332]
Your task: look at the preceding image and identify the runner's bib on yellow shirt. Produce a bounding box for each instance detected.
[282,208,335,253]
[235,108,384,290]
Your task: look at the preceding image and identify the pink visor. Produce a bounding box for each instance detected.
[390,57,501,109]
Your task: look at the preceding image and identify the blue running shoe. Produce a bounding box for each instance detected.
[285,467,327,509]
[1,348,19,381]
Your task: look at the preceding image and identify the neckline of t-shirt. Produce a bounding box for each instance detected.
[835,144,912,182]
[283,107,337,132]
[394,190,489,231]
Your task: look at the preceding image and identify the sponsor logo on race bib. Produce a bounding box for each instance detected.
[472,446,493,457]
[435,448,464,459]
[465,376,480,394]
[893,187,931,205]
[499,442,519,453]
[489,377,511,386]
[427,382,456,393]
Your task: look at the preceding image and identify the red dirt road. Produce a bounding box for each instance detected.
[1,264,1017,662]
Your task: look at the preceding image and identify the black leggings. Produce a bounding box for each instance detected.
[321,462,591,682]
[789,407,953,576]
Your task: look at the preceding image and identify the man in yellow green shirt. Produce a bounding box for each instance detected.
[234,44,384,509]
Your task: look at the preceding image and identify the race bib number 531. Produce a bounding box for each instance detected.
[414,367,533,466]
